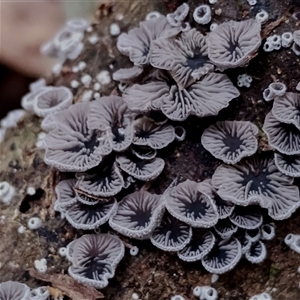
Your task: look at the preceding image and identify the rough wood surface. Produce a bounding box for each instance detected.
[1,1,300,300]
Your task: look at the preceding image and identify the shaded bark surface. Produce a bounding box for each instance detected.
[1,1,300,299]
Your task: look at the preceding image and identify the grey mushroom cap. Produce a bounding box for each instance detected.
[133,116,175,149]
[150,29,214,89]
[68,234,124,289]
[43,102,104,172]
[294,29,300,46]
[166,3,190,27]
[274,153,300,177]
[245,240,267,264]
[174,126,186,141]
[261,223,276,240]
[272,92,300,130]
[116,153,165,181]
[21,87,52,112]
[245,228,261,243]
[214,219,238,239]
[87,96,134,152]
[65,198,117,230]
[177,229,216,262]
[207,19,261,71]
[116,16,173,65]
[229,206,263,230]
[263,111,300,155]
[112,66,143,82]
[165,179,219,228]
[75,162,124,198]
[0,281,31,300]
[131,145,157,160]
[33,86,73,117]
[201,237,242,274]
[150,212,192,251]
[212,154,300,220]
[201,121,259,164]
[235,232,252,254]
[109,190,165,239]
[55,179,78,208]
[198,179,235,219]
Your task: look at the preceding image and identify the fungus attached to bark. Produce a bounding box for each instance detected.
[229,206,263,230]
[269,82,287,97]
[133,116,175,149]
[21,87,52,112]
[166,3,190,27]
[117,16,173,65]
[109,190,165,239]
[112,66,143,82]
[214,219,238,239]
[201,121,258,164]
[55,179,78,208]
[274,153,300,177]
[87,96,134,152]
[116,153,165,181]
[245,240,267,264]
[0,281,31,300]
[165,179,219,228]
[212,154,300,220]
[33,86,73,117]
[68,234,124,289]
[65,198,117,230]
[150,212,192,251]
[272,92,300,130]
[193,5,212,25]
[44,103,105,172]
[177,229,216,262]
[263,111,300,155]
[75,162,124,198]
[207,19,261,71]
[150,29,214,89]
[202,238,242,274]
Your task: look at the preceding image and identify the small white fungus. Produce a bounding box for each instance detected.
[27,187,36,196]
[28,217,42,230]
[285,234,300,254]
[281,32,293,48]
[296,82,300,91]
[0,181,15,205]
[30,286,50,300]
[171,296,185,300]
[249,292,272,300]
[237,74,253,88]
[193,5,212,25]
[94,92,101,99]
[211,274,219,283]
[96,70,111,85]
[78,61,87,71]
[58,247,67,257]
[86,26,93,32]
[34,258,47,273]
[210,23,218,31]
[52,63,62,75]
[88,35,99,44]
[110,23,121,36]
[71,80,80,89]
[81,90,93,102]
[18,225,26,234]
[256,10,269,24]
[93,82,101,91]
[72,66,79,73]
[81,74,92,86]
[247,0,257,5]
[193,286,202,297]
[130,246,139,256]
[209,0,218,4]
[145,11,162,21]
[132,293,140,300]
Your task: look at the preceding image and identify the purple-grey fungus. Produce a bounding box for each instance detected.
[207,19,261,71]
[112,66,143,82]
[150,212,192,251]
[229,206,263,230]
[44,102,105,172]
[66,239,76,262]
[274,153,300,177]
[235,232,252,254]
[116,16,173,65]
[150,29,214,89]
[66,18,89,32]
[293,29,300,46]
[165,179,219,228]
[292,42,300,56]
[263,111,300,155]
[122,172,136,189]
[193,5,212,25]
[40,113,57,131]
[29,78,46,92]
[133,116,175,149]
[109,190,165,239]
[116,153,165,181]
[65,198,117,230]
[272,92,300,130]
[131,145,157,160]
[212,154,300,220]
[55,179,78,208]
[245,240,267,264]
[33,86,73,117]
[68,234,124,288]
[261,223,276,240]
[75,191,99,206]
[201,121,258,164]
[174,126,186,141]
[0,281,31,300]
[75,162,124,198]
[198,179,235,219]
[21,87,52,112]
[214,219,238,239]
[245,228,261,243]
[54,27,83,53]
[177,229,216,262]
[166,3,189,27]
[201,237,242,274]
[268,82,287,97]
[87,96,134,152]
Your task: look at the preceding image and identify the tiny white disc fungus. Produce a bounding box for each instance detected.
[72,66,79,73]
[18,225,26,234]
[211,273,219,283]
[81,90,93,102]
[88,35,99,44]
[285,233,300,254]
[86,26,93,32]
[34,258,47,273]
[145,11,162,21]
[256,10,269,24]
[210,23,218,31]
[94,92,101,99]
[110,23,121,36]
[78,61,87,71]
[132,293,140,300]
[52,63,62,75]
[93,82,101,91]
[28,217,42,230]
[247,0,257,5]
[237,74,253,88]
[193,286,202,297]
[96,70,111,85]
[281,32,293,48]
[130,246,139,256]
[81,74,92,86]
[26,187,36,196]
[71,80,80,89]
[209,0,218,4]
[193,5,212,25]
[0,181,15,205]
[58,247,67,257]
